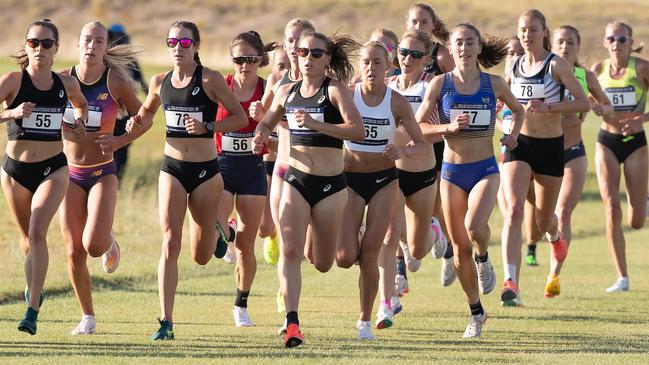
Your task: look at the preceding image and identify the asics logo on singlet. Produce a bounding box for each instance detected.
[199,170,207,178]
[192,87,200,96]
[287,92,296,103]
[376,176,388,184]
[323,184,332,192]
[43,167,51,176]
[317,95,326,104]
[59,90,64,98]
[287,174,296,182]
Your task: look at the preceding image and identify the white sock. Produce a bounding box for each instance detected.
[547,231,559,242]
[82,314,95,321]
[504,264,517,283]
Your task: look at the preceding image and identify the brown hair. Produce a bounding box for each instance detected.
[521,9,551,52]
[402,30,434,54]
[408,3,449,43]
[231,31,270,67]
[371,28,399,67]
[607,21,644,53]
[451,23,508,69]
[169,21,201,65]
[300,32,360,83]
[11,19,59,70]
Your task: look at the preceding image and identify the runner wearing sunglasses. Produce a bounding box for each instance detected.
[501,9,589,307]
[591,22,649,293]
[252,31,363,348]
[417,23,523,337]
[378,30,443,315]
[214,31,272,327]
[135,21,246,340]
[405,2,455,288]
[337,40,429,339]
[58,21,145,335]
[0,19,88,335]
[249,19,316,314]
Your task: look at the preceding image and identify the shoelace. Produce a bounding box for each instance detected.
[477,262,490,281]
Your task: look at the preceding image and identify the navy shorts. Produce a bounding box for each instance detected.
[218,155,267,196]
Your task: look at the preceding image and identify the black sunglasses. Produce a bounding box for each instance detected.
[296,48,328,59]
[26,38,56,49]
[166,38,194,48]
[231,56,261,65]
[398,47,427,59]
[606,36,628,44]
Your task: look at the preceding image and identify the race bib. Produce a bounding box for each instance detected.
[286,107,324,134]
[164,105,203,133]
[605,87,636,108]
[22,107,63,131]
[357,117,392,146]
[450,108,491,131]
[512,83,544,100]
[222,133,254,154]
[64,104,102,131]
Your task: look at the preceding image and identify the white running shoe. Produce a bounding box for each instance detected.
[391,296,403,315]
[399,242,421,272]
[71,315,97,335]
[277,319,287,335]
[605,277,629,293]
[101,235,120,274]
[476,257,496,295]
[375,302,394,330]
[430,217,448,259]
[356,320,374,340]
[395,274,409,297]
[441,257,457,286]
[232,306,253,327]
[223,242,236,264]
[463,312,488,338]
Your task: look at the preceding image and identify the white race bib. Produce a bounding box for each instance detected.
[605,87,636,107]
[286,108,324,133]
[360,117,393,145]
[512,83,545,100]
[64,105,102,130]
[22,107,63,130]
[222,134,254,154]
[450,109,491,131]
[164,107,203,132]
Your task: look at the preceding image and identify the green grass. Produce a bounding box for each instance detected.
[0,59,648,364]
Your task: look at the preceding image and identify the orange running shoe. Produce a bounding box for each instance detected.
[550,233,568,263]
[284,323,304,348]
[500,279,520,303]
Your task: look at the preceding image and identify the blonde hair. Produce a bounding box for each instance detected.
[361,40,390,63]
[284,18,315,35]
[607,21,644,53]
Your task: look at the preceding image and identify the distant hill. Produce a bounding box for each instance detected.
[1,0,649,68]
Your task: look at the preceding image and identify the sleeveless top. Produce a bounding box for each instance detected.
[345,84,396,153]
[160,65,216,138]
[7,70,67,141]
[598,56,646,113]
[64,66,118,133]
[285,77,344,149]
[388,72,437,123]
[215,74,266,156]
[424,43,443,76]
[438,72,497,140]
[509,53,564,104]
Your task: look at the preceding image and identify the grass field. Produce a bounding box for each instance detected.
[0,56,648,364]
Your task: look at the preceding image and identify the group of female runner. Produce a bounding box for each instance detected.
[3,2,647,346]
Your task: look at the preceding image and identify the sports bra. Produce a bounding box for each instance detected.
[598,56,646,113]
[345,84,396,153]
[438,72,496,140]
[285,77,344,149]
[160,65,217,139]
[509,53,564,104]
[7,69,68,141]
[64,66,118,133]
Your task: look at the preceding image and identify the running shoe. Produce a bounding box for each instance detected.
[18,307,38,335]
[391,296,403,315]
[441,257,457,286]
[101,236,120,274]
[501,279,523,307]
[463,312,488,338]
[525,252,538,266]
[223,242,236,264]
[151,318,174,340]
[215,218,237,259]
[276,288,285,313]
[605,277,629,293]
[430,217,448,259]
[263,235,279,265]
[544,274,560,298]
[233,306,253,327]
[24,287,44,308]
[399,242,421,272]
[284,323,304,348]
[375,302,393,330]
[71,315,97,335]
[356,320,374,340]
[395,274,409,297]
[550,233,568,263]
[476,257,496,295]
[277,319,287,335]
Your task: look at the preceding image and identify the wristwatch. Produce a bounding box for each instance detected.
[205,121,215,133]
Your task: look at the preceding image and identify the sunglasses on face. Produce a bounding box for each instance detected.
[296,48,328,58]
[166,38,194,48]
[606,36,628,44]
[398,47,427,59]
[231,56,261,65]
[26,38,56,49]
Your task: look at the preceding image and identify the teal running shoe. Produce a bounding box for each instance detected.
[152,318,174,340]
[18,307,38,335]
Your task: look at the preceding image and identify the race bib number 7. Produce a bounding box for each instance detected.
[450,109,491,131]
